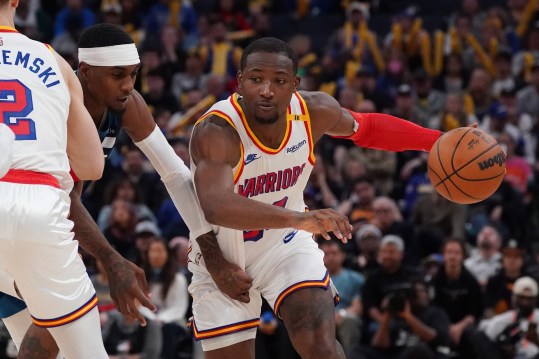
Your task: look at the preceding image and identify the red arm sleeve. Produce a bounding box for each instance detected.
[333,109,442,152]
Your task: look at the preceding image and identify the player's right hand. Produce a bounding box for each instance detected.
[292,209,352,243]
[105,257,156,326]
[208,259,253,303]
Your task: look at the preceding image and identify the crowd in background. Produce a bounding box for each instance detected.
[3,0,539,358]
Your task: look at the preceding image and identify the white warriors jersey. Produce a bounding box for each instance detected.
[191,92,316,269]
[0,27,72,191]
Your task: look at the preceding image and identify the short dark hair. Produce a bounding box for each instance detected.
[78,23,134,48]
[442,237,467,256]
[240,37,298,74]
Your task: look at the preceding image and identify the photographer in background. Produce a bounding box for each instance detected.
[362,235,419,341]
[349,280,451,359]
[479,276,539,359]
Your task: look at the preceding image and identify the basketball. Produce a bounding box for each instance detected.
[427,127,506,204]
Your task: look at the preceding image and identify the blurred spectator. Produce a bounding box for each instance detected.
[213,0,252,32]
[125,220,161,265]
[431,238,483,356]
[413,68,446,123]
[362,235,419,340]
[14,0,52,42]
[517,62,539,119]
[499,85,536,165]
[389,84,426,127]
[103,199,138,258]
[411,185,468,260]
[498,131,534,196]
[465,67,494,121]
[54,0,95,37]
[492,48,518,98]
[479,276,539,359]
[140,238,190,359]
[168,236,191,281]
[512,21,539,80]
[484,239,528,319]
[199,17,242,80]
[465,225,503,287]
[171,49,209,107]
[434,92,477,132]
[479,102,521,146]
[319,239,363,355]
[143,0,197,40]
[142,68,181,113]
[159,25,186,75]
[338,176,376,232]
[51,11,84,66]
[433,53,469,94]
[354,224,382,277]
[98,177,157,231]
[371,197,418,265]
[350,280,451,359]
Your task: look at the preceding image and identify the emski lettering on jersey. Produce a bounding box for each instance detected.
[0,50,60,88]
[238,163,307,198]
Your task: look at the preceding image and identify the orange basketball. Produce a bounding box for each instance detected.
[427,127,506,204]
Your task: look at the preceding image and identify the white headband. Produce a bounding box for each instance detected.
[78,44,140,67]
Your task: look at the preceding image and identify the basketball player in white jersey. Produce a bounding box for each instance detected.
[0,0,107,358]
[189,37,442,358]
[0,123,15,177]
[6,23,252,358]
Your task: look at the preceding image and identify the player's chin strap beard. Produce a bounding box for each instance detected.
[78,44,140,67]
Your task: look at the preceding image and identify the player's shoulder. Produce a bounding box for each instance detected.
[299,91,340,112]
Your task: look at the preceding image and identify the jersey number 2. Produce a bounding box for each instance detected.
[0,80,36,140]
[243,197,289,242]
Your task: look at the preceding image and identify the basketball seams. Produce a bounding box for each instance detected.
[428,127,505,204]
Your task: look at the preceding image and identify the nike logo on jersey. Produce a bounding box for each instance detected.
[244,153,261,165]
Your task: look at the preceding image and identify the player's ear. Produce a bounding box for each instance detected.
[237,70,243,88]
[78,62,90,79]
[294,76,300,91]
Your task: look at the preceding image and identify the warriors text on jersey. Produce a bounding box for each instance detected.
[190,92,316,266]
[0,26,71,190]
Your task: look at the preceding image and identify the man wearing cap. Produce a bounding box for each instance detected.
[389,84,423,124]
[355,224,382,277]
[484,240,528,318]
[362,235,419,340]
[479,276,539,358]
[413,68,446,123]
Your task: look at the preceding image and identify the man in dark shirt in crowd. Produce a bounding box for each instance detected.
[484,239,528,318]
[349,280,451,358]
[362,235,419,341]
[430,238,483,357]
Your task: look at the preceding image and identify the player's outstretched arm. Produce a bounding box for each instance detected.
[304,91,442,152]
[54,50,104,180]
[191,116,352,241]
[0,123,15,178]
[70,181,156,325]
[124,92,253,302]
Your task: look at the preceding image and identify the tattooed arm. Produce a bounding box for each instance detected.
[70,181,156,324]
[196,232,252,303]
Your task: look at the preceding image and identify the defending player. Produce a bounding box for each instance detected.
[188,37,442,358]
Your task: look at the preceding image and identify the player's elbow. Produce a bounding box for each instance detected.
[199,198,222,225]
[74,158,104,181]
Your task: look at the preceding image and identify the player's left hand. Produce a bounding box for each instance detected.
[105,257,156,326]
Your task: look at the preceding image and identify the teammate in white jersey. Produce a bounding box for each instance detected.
[0,1,106,358]
[8,23,252,358]
[189,37,443,358]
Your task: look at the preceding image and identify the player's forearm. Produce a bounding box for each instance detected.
[69,187,122,265]
[199,191,300,231]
